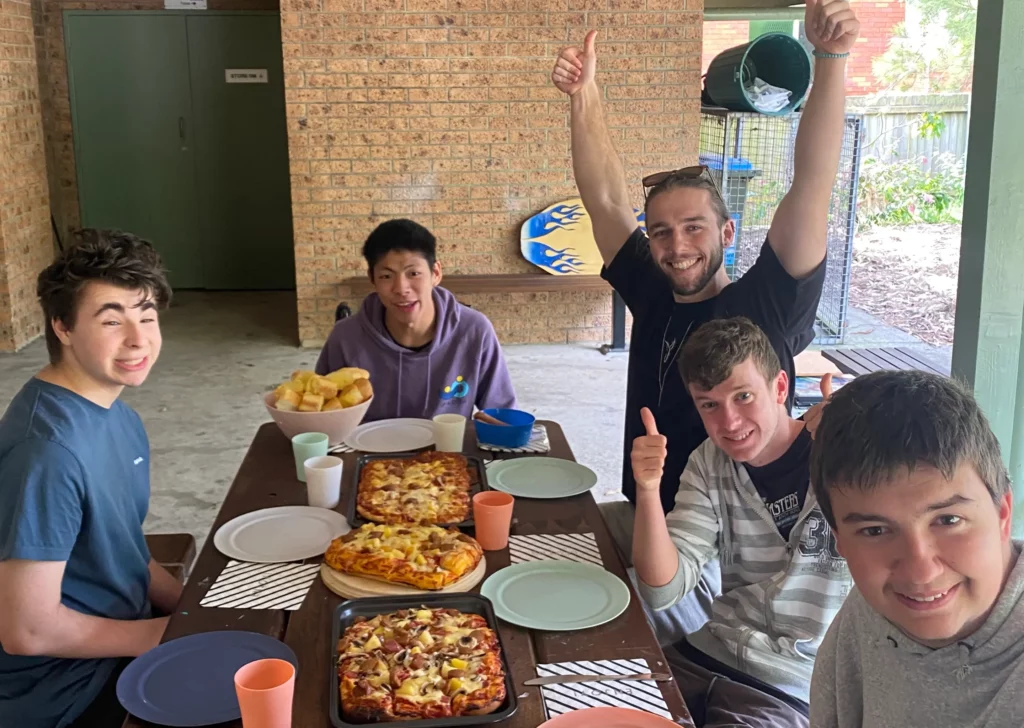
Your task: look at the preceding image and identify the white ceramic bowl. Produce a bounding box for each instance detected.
[263,392,372,445]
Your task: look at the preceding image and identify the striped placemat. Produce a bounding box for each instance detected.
[509,533,602,567]
[199,560,319,610]
[478,423,550,453]
[537,658,672,720]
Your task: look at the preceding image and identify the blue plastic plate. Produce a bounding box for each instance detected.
[116,631,298,727]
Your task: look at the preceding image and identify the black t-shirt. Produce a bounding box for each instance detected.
[745,428,812,542]
[601,228,826,513]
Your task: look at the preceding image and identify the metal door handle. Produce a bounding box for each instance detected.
[178,116,186,140]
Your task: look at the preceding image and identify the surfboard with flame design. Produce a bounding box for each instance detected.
[520,198,646,276]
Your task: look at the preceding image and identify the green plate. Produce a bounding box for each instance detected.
[480,561,630,631]
[486,457,598,499]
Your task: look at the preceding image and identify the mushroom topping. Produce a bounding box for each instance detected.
[354,679,372,697]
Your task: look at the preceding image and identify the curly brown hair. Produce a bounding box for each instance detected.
[36,229,172,364]
[678,316,781,392]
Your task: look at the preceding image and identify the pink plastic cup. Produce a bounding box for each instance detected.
[473,491,515,550]
[234,658,295,728]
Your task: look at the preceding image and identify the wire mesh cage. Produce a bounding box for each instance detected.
[699,108,864,344]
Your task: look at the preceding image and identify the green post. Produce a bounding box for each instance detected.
[950,0,1024,532]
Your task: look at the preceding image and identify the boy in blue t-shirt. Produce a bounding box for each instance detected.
[0,230,182,728]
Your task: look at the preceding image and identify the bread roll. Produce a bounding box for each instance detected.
[309,376,339,399]
[275,388,302,411]
[298,392,325,412]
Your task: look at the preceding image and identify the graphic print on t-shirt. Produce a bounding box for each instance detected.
[765,491,801,536]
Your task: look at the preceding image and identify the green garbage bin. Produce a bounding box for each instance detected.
[704,33,811,116]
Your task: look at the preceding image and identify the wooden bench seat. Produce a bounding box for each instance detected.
[820,346,951,378]
[340,273,628,353]
[145,533,197,584]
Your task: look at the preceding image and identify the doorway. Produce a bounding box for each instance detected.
[65,12,295,291]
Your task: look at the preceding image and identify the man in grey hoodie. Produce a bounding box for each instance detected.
[316,219,517,422]
[809,370,1024,728]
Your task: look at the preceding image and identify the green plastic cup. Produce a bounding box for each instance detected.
[291,432,328,482]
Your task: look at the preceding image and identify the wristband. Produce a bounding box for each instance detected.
[813,50,850,59]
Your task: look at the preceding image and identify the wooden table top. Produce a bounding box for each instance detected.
[124,421,692,728]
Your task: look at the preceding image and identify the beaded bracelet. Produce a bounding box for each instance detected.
[812,50,850,59]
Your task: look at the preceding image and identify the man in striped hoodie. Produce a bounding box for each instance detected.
[631,317,851,726]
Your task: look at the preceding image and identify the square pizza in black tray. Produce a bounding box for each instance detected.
[329,593,518,728]
[345,452,489,530]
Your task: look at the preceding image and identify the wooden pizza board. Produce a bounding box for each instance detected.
[320,556,487,600]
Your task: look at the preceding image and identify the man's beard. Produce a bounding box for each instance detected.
[664,243,724,297]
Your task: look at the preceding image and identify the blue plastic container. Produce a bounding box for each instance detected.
[474,408,535,449]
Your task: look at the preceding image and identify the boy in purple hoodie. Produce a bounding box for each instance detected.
[316,219,517,422]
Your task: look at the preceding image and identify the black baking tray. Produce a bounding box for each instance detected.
[345,452,489,530]
[329,593,518,728]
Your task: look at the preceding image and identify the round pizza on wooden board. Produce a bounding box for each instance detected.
[320,558,486,599]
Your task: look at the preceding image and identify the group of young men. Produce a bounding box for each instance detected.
[2,1,1021,727]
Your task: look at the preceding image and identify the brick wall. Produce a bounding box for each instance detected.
[701,19,746,75]
[846,0,904,95]
[283,0,704,347]
[701,1,905,96]
[0,0,53,350]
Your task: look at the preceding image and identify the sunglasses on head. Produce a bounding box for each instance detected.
[641,165,723,200]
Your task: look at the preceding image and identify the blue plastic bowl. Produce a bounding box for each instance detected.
[474,408,535,448]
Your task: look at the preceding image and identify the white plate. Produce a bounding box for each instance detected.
[213,506,350,563]
[343,418,435,453]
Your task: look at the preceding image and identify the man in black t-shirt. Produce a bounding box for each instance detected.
[550,2,857,591]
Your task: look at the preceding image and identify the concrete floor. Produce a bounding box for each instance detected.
[0,292,631,548]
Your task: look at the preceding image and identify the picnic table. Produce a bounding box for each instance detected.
[124,421,692,727]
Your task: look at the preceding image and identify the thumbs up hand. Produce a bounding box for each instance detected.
[551,30,599,96]
[803,373,834,440]
[631,407,668,493]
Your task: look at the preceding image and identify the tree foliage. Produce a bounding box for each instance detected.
[873,0,976,93]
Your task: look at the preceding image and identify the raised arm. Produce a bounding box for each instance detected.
[0,559,168,659]
[552,31,638,265]
[768,0,860,278]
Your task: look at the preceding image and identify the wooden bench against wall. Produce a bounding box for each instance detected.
[339,274,629,354]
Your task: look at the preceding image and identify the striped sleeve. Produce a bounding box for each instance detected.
[637,446,721,611]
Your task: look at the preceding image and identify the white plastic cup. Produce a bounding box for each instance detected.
[303,455,343,509]
[432,414,466,453]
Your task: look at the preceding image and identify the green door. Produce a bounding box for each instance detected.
[65,14,205,288]
[186,15,295,290]
[65,12,295,291]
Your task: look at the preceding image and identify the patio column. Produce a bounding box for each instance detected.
[951,0,1024,530]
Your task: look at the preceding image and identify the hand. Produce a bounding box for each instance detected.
[551,30,598,96]
[631,407,667,493]
[803,373,833,440]
[804,0,860,56]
